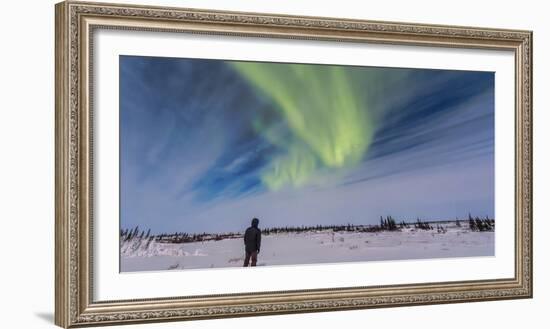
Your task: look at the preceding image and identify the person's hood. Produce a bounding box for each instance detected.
[251,218,259,228]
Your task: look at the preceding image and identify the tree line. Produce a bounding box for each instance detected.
[120,214,495,244]
[468,213,495,231]
[120,227,242,244]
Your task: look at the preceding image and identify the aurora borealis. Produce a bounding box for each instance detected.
[120,55,495,234]
[231,62,375,190]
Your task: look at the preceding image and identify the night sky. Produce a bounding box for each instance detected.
[120,55,494,234]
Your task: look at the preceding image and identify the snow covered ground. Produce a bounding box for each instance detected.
[120,222,494,272]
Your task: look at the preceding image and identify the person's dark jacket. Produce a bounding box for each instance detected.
[244,221,261,254]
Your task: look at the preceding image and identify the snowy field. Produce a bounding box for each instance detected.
[121,221,494,272]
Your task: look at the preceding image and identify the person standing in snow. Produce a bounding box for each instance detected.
[243,218,261,267]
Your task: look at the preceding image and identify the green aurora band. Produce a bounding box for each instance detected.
[231,61,379,191]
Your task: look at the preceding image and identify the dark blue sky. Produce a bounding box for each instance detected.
[120,55,494,234]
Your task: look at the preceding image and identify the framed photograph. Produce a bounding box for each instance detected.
[55,1,532,327]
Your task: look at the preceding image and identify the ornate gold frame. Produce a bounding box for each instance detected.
[55,1,533,327]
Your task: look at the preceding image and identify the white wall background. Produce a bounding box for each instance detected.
[0,0,547,328]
